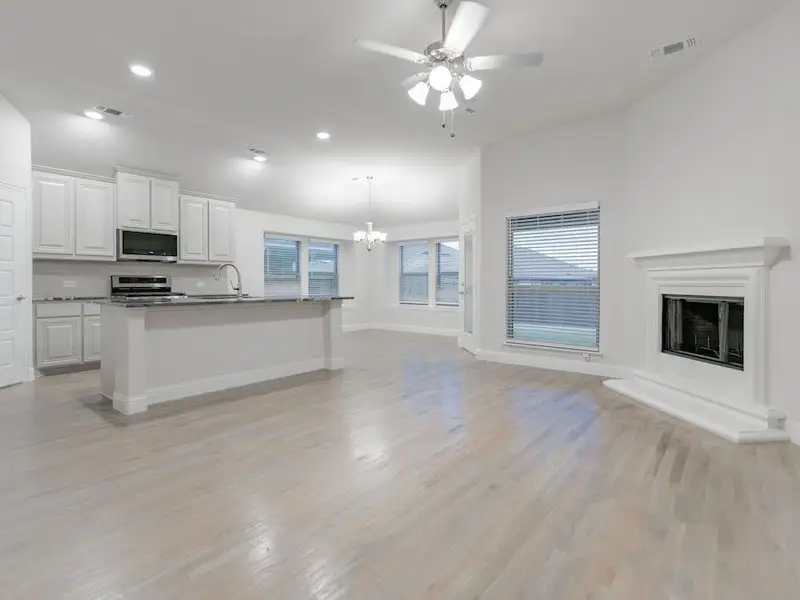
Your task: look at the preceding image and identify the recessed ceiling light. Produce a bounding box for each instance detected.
[316,132,331,140]
[253,155,267,163]
[130,64,153,77]
[84,109,104,120]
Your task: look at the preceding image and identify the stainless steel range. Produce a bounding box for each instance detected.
[110,276,187,302]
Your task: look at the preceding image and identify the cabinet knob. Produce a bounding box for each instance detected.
[15,295,26,301]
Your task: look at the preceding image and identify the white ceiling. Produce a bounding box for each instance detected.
[0,0,787,224]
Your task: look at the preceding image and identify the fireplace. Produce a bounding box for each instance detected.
[661,295,744,370]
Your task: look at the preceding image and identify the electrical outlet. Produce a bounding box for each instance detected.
[64,280,77,288]
[196,281,206,288]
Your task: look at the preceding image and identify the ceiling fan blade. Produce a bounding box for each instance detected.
[444,1,489,56]
[466,52,545,71]
[451,82,472,109]
[400,72,429,90]
[356,39,429,64]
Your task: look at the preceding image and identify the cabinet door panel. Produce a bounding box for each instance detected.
[33,173,74,255]
[179,196,208,261]
[117,173,151,229]
[82,316,101,362]
[75,179,115,257]
[36,317,82,368]
[151,179,180,232]
[208,200,236,263]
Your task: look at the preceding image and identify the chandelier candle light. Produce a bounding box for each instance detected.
[353,176,387,251]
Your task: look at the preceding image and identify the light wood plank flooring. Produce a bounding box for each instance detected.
[1,331,799,599]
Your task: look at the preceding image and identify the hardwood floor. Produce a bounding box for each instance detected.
[1,331,799,599]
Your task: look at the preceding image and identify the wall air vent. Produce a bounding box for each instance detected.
[93,104,127,117]
[651,37,698,59]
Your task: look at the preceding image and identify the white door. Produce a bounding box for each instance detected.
[179,196,208,261]
[82,316,102,362]
[36,317,82,368]
[0,183,28,387]
[208,199,235,263]
[150,179,180,232]
[117,172,151,230]
[32,172,74,255]
[458,222,477,354]
[75,178,115,257]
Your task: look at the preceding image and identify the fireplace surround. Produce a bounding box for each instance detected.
[604,239,790,443]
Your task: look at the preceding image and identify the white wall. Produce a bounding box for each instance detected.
[473,0,800,418]
[625,0,800,424]
[479,112,631,375]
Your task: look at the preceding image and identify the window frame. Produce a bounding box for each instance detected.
[435,238,460,307]
[396,238,461,309]
[398,241,431,306]
[505,204,601,352]
[307,239,340,298]
[263,234,303,297]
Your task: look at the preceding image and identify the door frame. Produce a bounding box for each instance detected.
[0,181,32,386]
[458,218,478,354]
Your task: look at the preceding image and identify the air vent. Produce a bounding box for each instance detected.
[651,37,698,59]
[93,104,127,117]
[249,147,267,156]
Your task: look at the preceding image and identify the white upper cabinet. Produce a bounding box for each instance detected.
[208,199,236,263]
[116,172,151,230]
[179,195,208,262]
[150,179,180,232]
[75,178,115,257]
[33,172,74,255]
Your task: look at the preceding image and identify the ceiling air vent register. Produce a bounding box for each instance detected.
[651,38,698,59]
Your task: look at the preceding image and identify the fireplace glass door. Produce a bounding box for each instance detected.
[661,295,744,370]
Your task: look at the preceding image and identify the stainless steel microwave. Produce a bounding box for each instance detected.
[117,229,178,262]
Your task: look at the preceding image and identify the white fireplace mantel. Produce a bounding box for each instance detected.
[627,238,790,270]
[605,238,791,444]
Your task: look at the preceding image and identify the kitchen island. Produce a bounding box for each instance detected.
[96,296,351,415]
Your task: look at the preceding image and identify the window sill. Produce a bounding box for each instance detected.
[395,304,459,311]
[504,340,603,358]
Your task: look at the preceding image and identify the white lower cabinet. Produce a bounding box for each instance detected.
[35,303,102,369]
[36,317,82,368]
[83,316,102,363]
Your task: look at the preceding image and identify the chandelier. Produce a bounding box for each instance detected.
[353,176,387,251]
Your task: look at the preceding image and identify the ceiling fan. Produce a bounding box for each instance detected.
[357,0,544,113]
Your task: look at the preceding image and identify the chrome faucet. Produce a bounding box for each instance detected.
[214,263,243,298]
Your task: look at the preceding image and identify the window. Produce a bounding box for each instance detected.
[399,242,429,304]
[263,236,301,297]
[435,240,459,306]
[506,207,600,350]
[308,241,339,297]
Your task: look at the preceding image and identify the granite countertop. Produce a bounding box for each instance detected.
[33,296,108,303]
[91,296,354,308]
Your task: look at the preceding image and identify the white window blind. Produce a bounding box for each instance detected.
[399,242,429,305]
[435,240,459,306]
[506,208,600,350]
[263,236,301,297]
[308,242,339,297]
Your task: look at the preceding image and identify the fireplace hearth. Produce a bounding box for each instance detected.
[661,295,744,370]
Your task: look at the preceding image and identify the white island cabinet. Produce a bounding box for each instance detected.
[99,297,349,415]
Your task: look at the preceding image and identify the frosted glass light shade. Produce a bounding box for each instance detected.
[459,74,482,100]
[429,65,453,92]
[439,91,458,111]
[407,81,430,106]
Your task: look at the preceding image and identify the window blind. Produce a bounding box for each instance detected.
[399,242,429,304]
[308,242,339,297]
[506,208,600,350]
[263,236,301,297]
[435,240,459,306]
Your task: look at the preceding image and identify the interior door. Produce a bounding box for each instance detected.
[459,221,477,354]
[0,183,27,387]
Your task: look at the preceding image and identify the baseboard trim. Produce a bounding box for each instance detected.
[146,358,328,407]
[475,349,630,379]
[604,377,789,444]
[106,392,148,416]
[343,323,458,337]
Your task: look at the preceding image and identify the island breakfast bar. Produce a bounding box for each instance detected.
[97,296,351,415]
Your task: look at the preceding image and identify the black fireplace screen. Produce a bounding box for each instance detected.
[661,295,744,370]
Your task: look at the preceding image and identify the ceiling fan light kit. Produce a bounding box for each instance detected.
[357,0,544,136]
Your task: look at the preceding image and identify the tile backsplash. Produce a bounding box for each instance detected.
[33,261,231,298]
